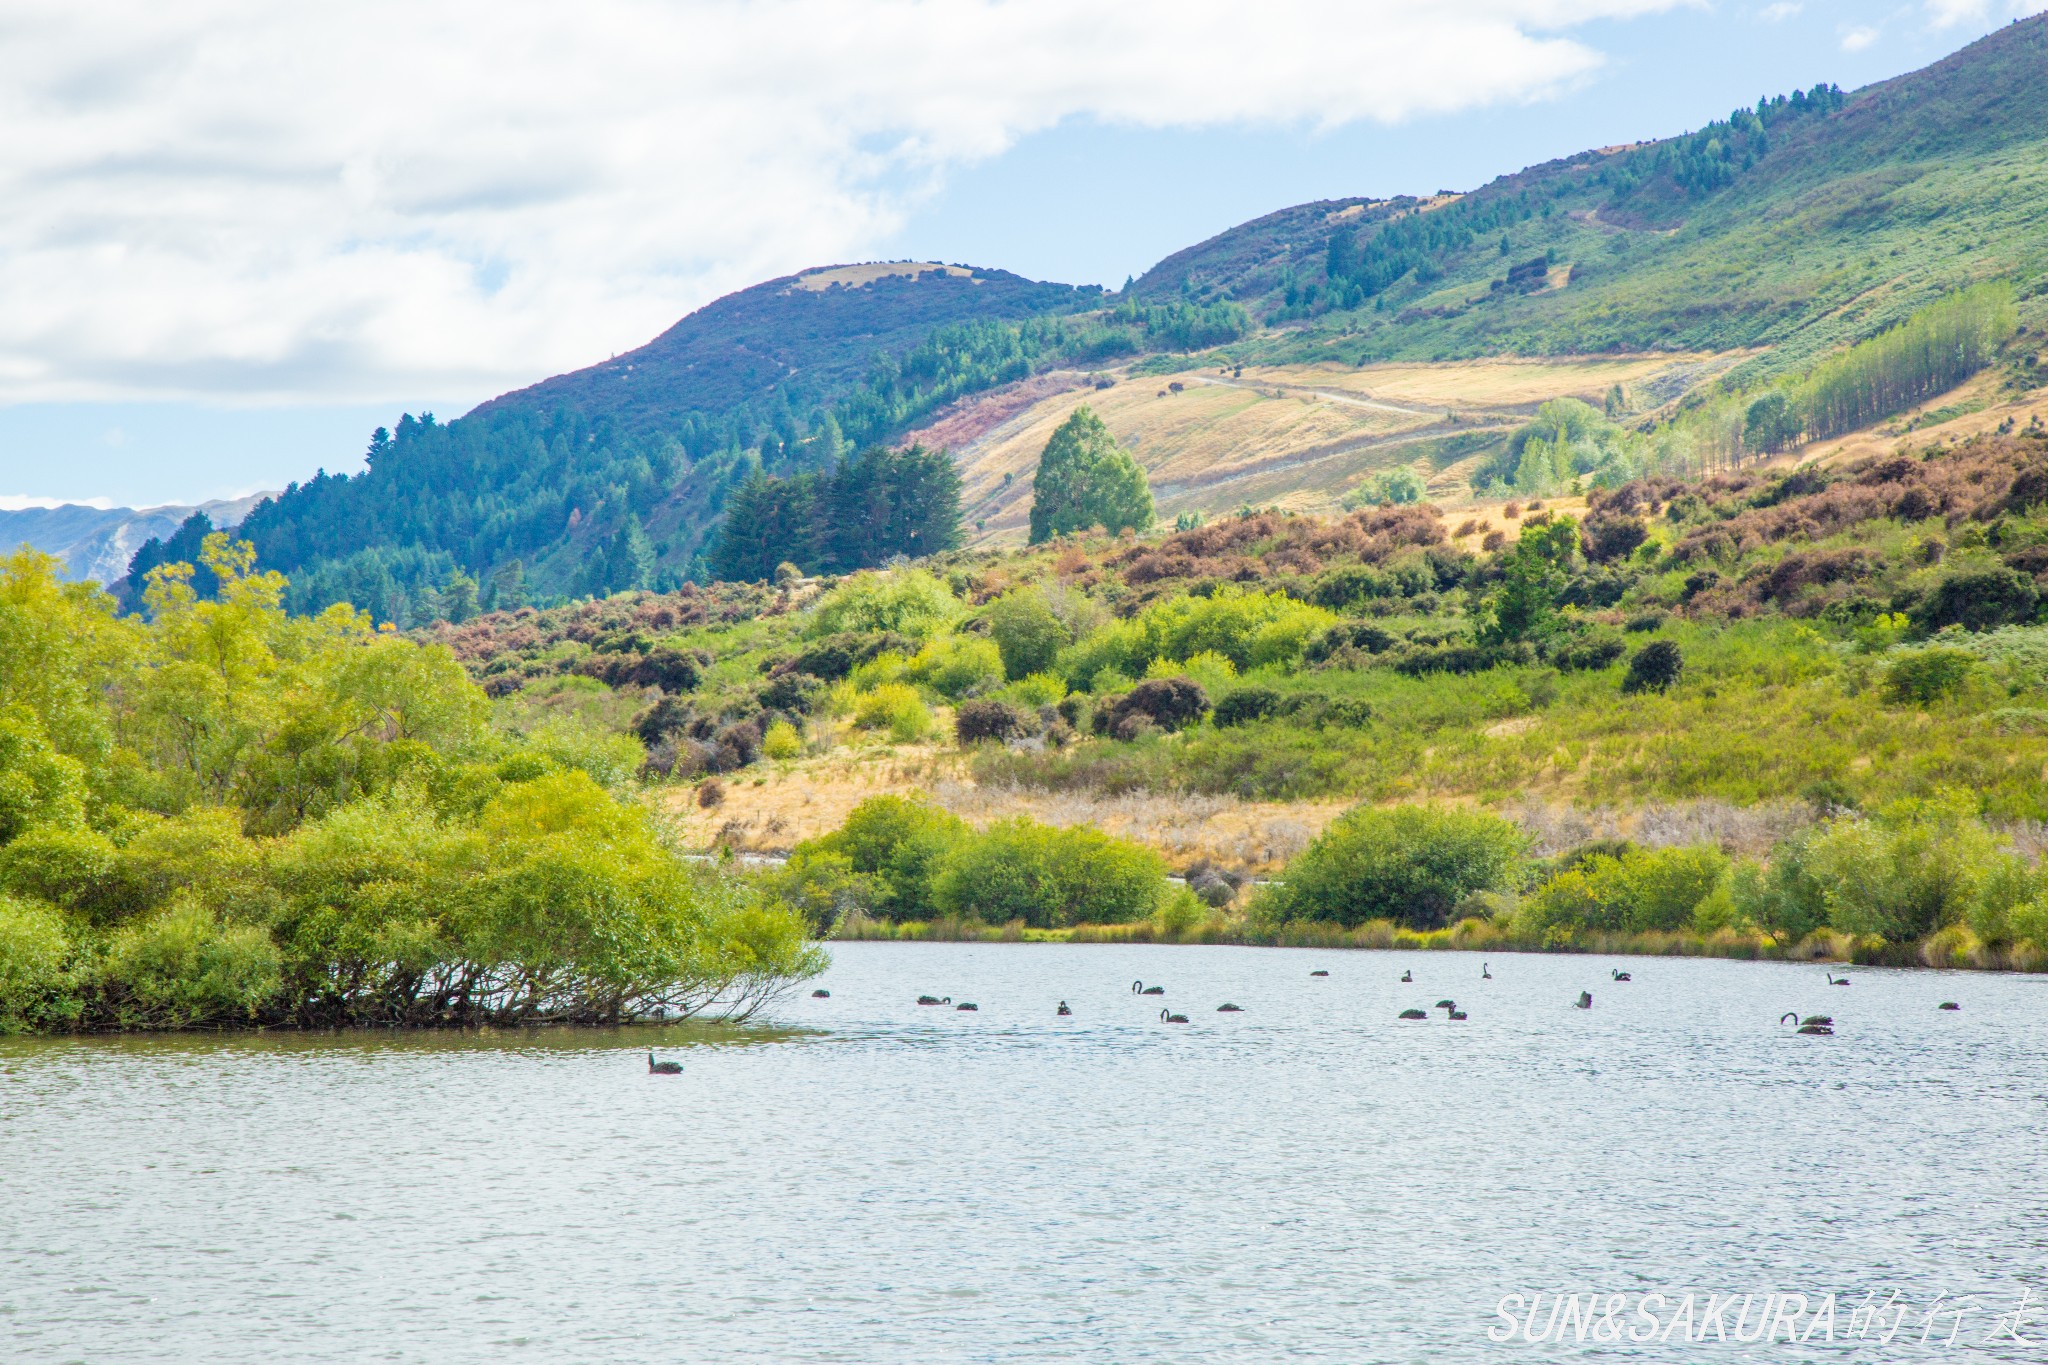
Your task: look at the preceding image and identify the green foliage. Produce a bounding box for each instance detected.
[713,444,963,582]
[761,720,803,760]
[1883,648,1979,703]
[1256,804,1528,929]
[1479,519,1579,644]
[1516,844,1729,940]
[904,635,1003,700]
[0,544,823,1032]
[1029,406,1155,543]
[796,795,967,920]
[986,590,1071,680]
[1622,640,1684,694]
[0,893,69,1029]
[806,570,961,640]
[852,683,937,742]
[1796,283,2017,442]
[1803,792,1995,941]
[1344,467,1427,509]
[932,817,1165,928]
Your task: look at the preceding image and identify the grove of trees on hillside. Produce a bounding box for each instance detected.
[713,444,963,582]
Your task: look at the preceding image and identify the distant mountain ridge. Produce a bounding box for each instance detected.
[0,494,270,584]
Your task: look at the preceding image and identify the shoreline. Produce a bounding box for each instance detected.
[834,916,2048,973]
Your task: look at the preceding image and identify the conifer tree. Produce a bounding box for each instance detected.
[1028,406,1153,544]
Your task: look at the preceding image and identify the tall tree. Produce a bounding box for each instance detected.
[1028,406,1153,544]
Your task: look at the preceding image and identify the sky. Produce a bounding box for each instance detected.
[0,0,2038,510]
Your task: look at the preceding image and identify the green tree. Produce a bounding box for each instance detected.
[1029,406,1154,543]
[1479,518,1579,644]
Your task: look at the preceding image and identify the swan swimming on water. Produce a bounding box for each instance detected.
[1160,1008,1190,1023]
[648,1051,683,1075]
[1611,969,1632,982]
[1400,970,1413,983]
[1482,963,1492,980]
[1133,981,1165,995]
[1398,1008,1427,1020]
[1781,1012,1834,1035]
[1217,1003,1243,1012]
[1827,972,1851,986]
[1574,991,1592,1009]
[1057,1001,1072,1016]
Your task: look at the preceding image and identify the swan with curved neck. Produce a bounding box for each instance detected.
[648,1050,683,1075]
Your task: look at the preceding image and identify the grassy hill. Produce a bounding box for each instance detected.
[1136,17,2048,377]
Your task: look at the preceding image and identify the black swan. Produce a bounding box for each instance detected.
[1217,1003,1243,1012]
[1400,970,1413,983]
[1398,1008,1427,1020]
[1133,981,1166,995]
[1057,1001,1073,1016]
[956,1002,978,1011]
[1448,1009,1468,1020]
[1782,1013,1834,1035]
[1574,991,1592,1009]
[1827,972,1851,986]
[811,989,830,998]
[648,1051,683,1075]
[1939,1001,1960,1011]
[1482,963,1492,979]
[1310,969,1329,977]
[1611,969,1632,982]
[916,995,951,1006]
[1435,999,1455,1009]
[1160,1008,1190,1024]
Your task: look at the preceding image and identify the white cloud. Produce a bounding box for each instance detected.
[0,0,1693,407]
[1841,23,1882,48]
[1926,0,2046,24]
[1759,2,1803,19]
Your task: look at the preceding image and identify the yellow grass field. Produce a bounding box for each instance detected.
[654,737,1347,874]
[926,355,1735,544]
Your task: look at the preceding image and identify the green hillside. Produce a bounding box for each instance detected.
[1138,16,2048,377]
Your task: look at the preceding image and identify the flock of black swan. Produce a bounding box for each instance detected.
[649,962,1972,1070]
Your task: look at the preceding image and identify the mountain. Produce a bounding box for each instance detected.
[0,493,269,584]
[227,15,2048,620]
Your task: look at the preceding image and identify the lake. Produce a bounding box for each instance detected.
[4,943,2045,1362]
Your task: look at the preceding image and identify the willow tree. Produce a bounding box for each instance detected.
[1028,406,1154,543]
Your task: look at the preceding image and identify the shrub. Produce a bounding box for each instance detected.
[933,817,1165,927]
[1000,672,1067,707]
[986,590,1071,680]
[1517,844,1730,939]
[99,901,283,1027]
[761,720,803,760]
[0,825,117,913]
[0,709,87,845]
[853,683,937,742]
[1213,686,1282,728]
[1883,648,1978,704]
[1550,630,1628,673]
[956,700,1027,746]
[786,631,915,681]
[799,795,967,920]
[806,570,960,640]
[1258,804,1528,929]
[1913,568,2039,633]
[697,779,725,809]
[1105,677,1209,735]
[1622,640,1683,693]
[1582,515,1648,563]
[1805,793,1996,941]
[905,636,1003,700]
[1344,467,1426,508]
[0,893,70,1028]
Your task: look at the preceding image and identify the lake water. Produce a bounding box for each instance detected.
[4,943,2046,1363]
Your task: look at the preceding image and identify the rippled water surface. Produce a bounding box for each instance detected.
[5,944,2047,1363]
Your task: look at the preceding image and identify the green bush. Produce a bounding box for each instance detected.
[1258,804,1527,929]
[806,570,960,640]
[100,901,283,1027]
[986,590,1071,680]
[1213,686,1283,728]
[1622,640,1684,693]
[905,635,1003,700]
[1804,794,1995,941]
[0,893,70,1029]
[1029,406,1154,543]
[933,817,1165,927]
[761,720,803,760]
[1516,844,1729,939]
[853,683,937,742]
[797,795,967,920]
[1883,648,1977,704]
[0,825,117,913]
